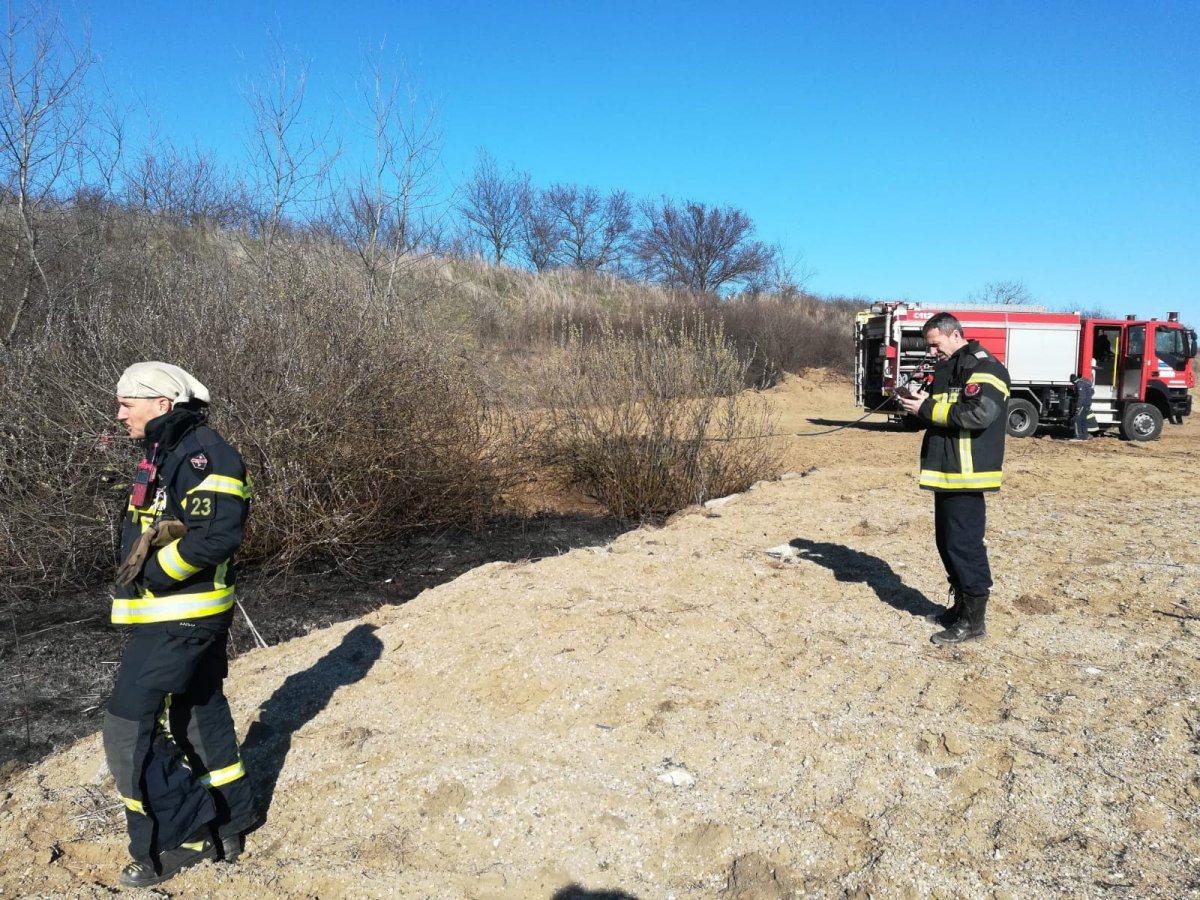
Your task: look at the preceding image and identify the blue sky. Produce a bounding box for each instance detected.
[80,0,1199,324]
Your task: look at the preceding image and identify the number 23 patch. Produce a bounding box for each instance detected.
[186,495,214,518]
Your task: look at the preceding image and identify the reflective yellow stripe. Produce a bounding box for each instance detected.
[931,400,951,426]
[959,430,974,475]
[157,540,202,581]
[128,493,166,531]
[186,475,251,499]
[128,506,155,533]
[200,759,246,787]
[181,840,207,851]
[920,470,1004,489]
[966,373,1010,396]
[214,560,229,590]
[120,795,146,814]
[111,588,235,624]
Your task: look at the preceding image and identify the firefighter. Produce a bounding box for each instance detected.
[1069,372,1094,442]
[103,362,258,887]
[897,313,1010,644]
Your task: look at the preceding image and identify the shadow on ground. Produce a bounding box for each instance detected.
[803,416,907,432]
[552,885,641,900]
[241,623,383,819]
[0,512,629,771]
[788,537,943,618]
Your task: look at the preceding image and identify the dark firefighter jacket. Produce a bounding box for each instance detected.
[113,407,250,625]
[1072,376,1094,412]
[915,340,1010,492]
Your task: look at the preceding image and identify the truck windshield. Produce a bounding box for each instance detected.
[1155,328,1187,371]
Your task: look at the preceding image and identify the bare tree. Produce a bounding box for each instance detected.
[0,1,93,344]
[970,279,1034,306]
[330,46,441,304]
[243,36,338,277]
[122,140,248,227]
[456,149,522,265]
[544,183,632,271]
[745,243,815,300]
[636,198,775,294]
[79,76,123,200]
[515,182,563,273]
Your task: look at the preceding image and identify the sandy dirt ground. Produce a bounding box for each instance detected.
[1,373,1197,899]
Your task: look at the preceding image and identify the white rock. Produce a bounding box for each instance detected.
[657,766,695,787]
[765,544,799,559]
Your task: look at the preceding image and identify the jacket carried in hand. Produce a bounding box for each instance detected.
[113,407,251,625]
[915,340,1011,492]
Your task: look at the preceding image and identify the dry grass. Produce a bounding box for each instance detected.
[0,215,521,596]
[0,205,855,592]
[536,315,782,521]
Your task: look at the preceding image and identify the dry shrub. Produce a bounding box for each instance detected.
[710,292,863,385]
[0,217,518,598]
[0,206,857,596]
[225,314,514,569]
[539,315,781,521]
[0,346,127,596]
[458,262,863,390]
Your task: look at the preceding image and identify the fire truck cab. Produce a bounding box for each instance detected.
[854,302,1197,441]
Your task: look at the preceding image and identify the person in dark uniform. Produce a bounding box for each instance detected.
[897,313,1010,644]
[103,363,258,887]
[1069,373,1094,442]
[1092,333,1115,386]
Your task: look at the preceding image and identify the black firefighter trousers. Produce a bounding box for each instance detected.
[933,490,993,597]
[102,619,257,865]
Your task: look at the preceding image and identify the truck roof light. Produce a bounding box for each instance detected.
[1169,311,1179,322]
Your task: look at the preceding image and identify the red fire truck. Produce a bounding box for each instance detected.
[854,302,1197,440]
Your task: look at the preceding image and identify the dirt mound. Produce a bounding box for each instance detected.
[1,376,1197,898]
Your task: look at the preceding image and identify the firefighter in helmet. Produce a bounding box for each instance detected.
[896,313,1010,644]
[103,363,258,887]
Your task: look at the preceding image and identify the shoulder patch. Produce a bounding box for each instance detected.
[964,383,982,397]
[190,453,209,471]
[974,349,988,359]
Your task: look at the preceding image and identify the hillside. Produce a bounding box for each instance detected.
[1,374,1197,898]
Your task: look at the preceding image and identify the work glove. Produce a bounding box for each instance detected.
[115,520,189,587]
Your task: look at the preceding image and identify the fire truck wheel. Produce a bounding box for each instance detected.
[1006,399,1039,438]
[1120,403,1163,441]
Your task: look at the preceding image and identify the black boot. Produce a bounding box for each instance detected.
[931,592,988,645]
[119,837,216,887]
[218,809,262,863]
[219,832,244,863]
[926,586,962,628]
